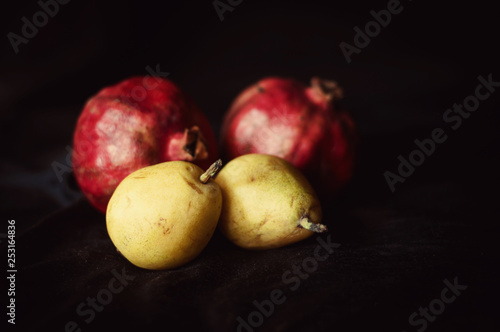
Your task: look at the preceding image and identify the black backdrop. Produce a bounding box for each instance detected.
[1,0,499,331]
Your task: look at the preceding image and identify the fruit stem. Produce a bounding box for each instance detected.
[297,216,328,233]
[310,77,344,103]
[200,159,223,184]
[182,126,209,160]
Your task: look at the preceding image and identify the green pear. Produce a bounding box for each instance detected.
[106,160,222,270]
[215,154,326,249]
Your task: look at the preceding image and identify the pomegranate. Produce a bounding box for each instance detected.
[221,76,356,193]
[73,77,218,213]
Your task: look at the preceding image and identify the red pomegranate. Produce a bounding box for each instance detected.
[73,77,218,213]
[221,76,356,193]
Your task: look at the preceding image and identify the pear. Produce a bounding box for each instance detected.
[106,160,222,270]
[215,154,326,249]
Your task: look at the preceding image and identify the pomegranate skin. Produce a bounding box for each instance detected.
[73,77,218,213]
[221,77,356,193]
[319,109,357,193]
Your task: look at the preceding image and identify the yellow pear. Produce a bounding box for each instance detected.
[215,154,326,249]
[106,160,222,270]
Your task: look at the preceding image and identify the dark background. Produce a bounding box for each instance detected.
[1,0,499,331]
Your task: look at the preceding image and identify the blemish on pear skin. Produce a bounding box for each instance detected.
[259,216,270,229]
[187,201,192,212]
[182,176,203,194]
[156,217,171,234]
[290,196,295,207]
[267,158,281,171]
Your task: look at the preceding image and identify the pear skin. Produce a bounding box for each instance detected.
[106,160,222,270]
[215,154,325,249]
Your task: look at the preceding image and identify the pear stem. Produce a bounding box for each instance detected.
[200,159,223,184]
[298,216,328,233]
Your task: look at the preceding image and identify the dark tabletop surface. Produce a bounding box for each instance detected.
[1,0,499,331]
